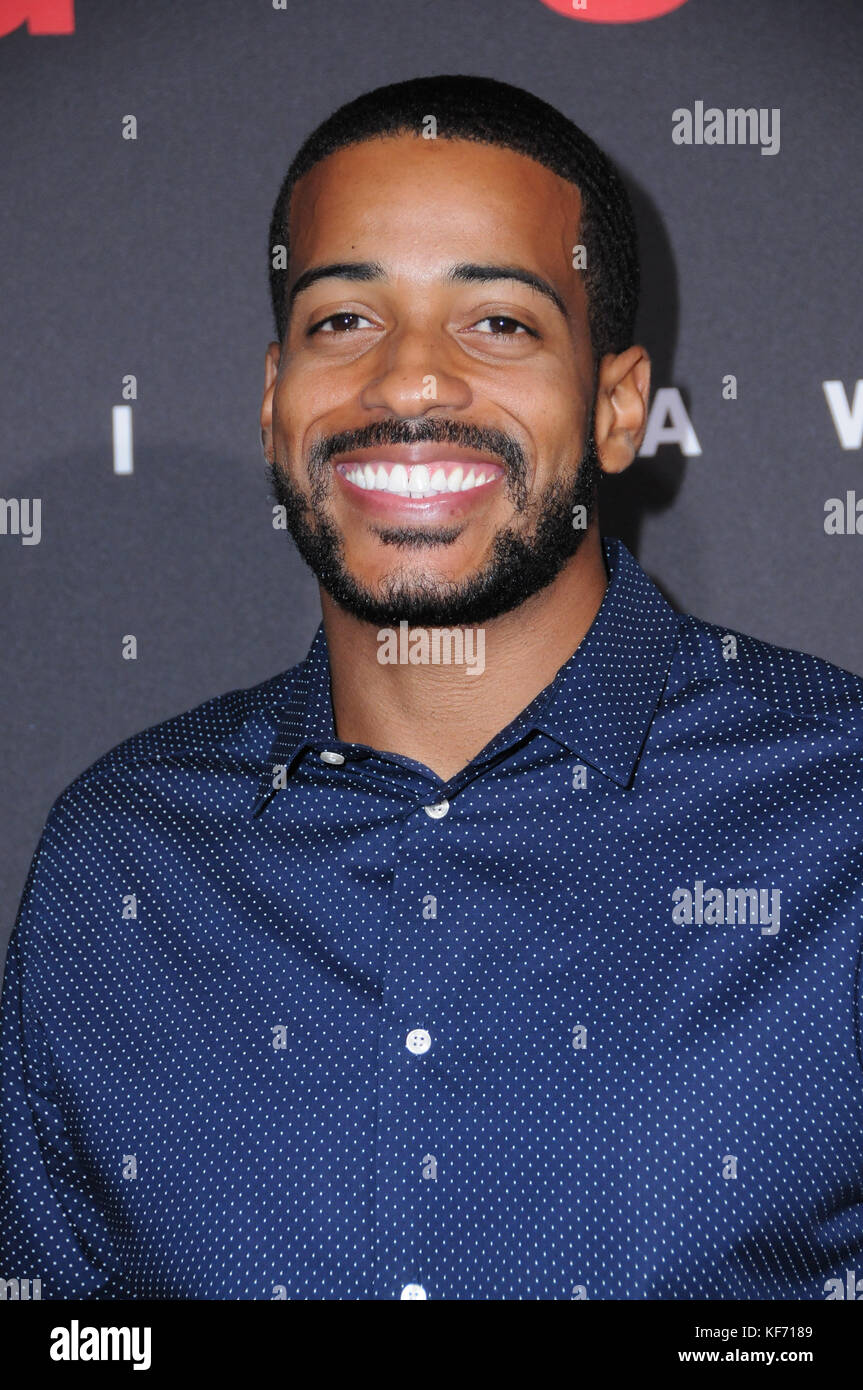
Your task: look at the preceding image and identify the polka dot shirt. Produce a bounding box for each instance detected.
[2,536,863,1300]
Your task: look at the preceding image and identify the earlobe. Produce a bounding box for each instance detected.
[593,379,646,478]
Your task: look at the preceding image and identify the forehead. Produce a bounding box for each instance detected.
[287,134,583,279]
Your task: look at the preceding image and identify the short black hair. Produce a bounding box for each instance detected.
[268,74,639,364]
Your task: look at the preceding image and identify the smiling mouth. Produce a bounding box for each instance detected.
[335,459,503,499]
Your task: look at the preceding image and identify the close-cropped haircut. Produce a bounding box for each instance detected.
[268,74,639,364]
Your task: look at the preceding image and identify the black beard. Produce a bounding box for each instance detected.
[267,413,600,627]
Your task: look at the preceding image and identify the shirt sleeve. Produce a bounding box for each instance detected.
[0,835,127,1300]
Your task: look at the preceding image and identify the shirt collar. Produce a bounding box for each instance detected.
[251,535,679,814]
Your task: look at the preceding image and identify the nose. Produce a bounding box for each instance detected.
[359,324,473,418]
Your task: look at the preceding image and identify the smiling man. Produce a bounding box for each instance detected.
[2,76,863,1303]
[260,93,647,777]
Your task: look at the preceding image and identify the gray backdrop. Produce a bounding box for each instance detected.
[2,0,862,980]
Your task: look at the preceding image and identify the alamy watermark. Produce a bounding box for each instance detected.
[1,1276,41,1299]
[377,622,485,676]
[49,1321,151,1370]
[672,102,780,156]
[1,497,41,544]
[672,880,780,934]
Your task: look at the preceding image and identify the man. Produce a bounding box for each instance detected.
[2,75,862,1302]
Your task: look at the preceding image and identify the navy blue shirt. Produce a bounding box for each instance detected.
[2,535,863,1301]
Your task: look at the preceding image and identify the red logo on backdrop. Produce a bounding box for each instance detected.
[539,0,689,21]
[0,0,74,37]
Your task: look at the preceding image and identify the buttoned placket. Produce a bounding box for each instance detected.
[313,734,547,1299]
[369,775,457,1302]
[315,744,448,1300]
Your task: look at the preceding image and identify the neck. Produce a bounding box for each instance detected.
[321,525,609,782]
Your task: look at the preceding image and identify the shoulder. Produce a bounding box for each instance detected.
[40,664,301,842]
[667,611,863,737]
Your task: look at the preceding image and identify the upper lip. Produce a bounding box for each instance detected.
[331,442,505,472]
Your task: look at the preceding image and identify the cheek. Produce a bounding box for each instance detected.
[276,357,356,435]
[487,369,580,455]
[529,361,592,436]
[273,372,328,450]
[493,349,580,413]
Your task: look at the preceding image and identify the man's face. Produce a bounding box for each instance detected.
[262,134,601,626]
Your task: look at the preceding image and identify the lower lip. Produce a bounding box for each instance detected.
[334,467,503,518]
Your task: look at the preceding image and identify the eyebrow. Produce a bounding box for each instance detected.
[285,260,569,321]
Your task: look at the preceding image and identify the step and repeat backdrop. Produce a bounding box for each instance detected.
[1,0,861,966]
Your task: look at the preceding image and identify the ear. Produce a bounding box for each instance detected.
[260,342,281,464]
[592,345,651,475]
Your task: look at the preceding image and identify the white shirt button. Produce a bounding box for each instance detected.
[400,1283,427,1300]
[423,799,449,818]
[406,1028,431,1055]
[319,750,345,765]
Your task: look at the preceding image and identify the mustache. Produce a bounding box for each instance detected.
[307,417,529,506]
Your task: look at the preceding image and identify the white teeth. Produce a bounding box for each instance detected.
[342,462,497,495]
[408,465,430,491]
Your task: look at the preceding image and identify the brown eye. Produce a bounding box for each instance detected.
[310,312,374,334]
[473,316,535,337]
